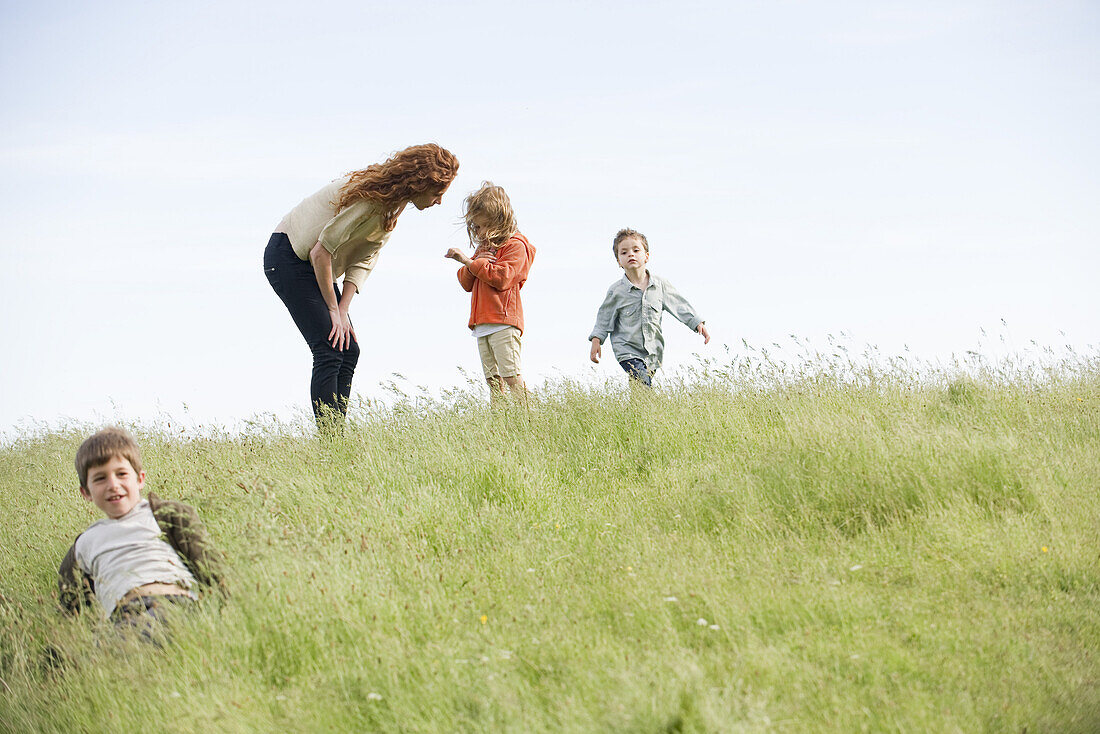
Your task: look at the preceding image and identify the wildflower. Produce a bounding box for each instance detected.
[275,695,287,701]
[849,564,863,572]
[527,568,535,573]
[171,692,182,699]
[696,618,708,626]
[664,596,678,602]
[367,692,383,701]
[1042,546,1049,553]
[480,614,488,625]
[709,624,720,631]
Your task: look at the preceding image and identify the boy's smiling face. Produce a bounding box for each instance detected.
[80,454,145,519]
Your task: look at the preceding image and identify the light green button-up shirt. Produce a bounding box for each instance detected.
[589,271,703,373]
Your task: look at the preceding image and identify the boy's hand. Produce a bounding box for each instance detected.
[590,338,602,363]
[697,323,711,344]
[444,248,472,266]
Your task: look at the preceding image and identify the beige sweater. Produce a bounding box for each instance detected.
[275,175,392,293]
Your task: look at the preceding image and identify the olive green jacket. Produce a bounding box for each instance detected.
[57,493,227,615]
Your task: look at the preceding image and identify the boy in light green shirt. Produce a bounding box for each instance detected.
[589,228,710,386]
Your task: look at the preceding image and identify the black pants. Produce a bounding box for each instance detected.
[264,233,360,424]
[619,358,653,387]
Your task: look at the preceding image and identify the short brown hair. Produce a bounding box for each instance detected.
[463,181,518,247]
[613,228,649,258]
[75,427,143,489]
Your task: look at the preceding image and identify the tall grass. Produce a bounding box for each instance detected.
[1,350,1098,732]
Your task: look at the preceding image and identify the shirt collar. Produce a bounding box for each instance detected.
[621,270,652,290]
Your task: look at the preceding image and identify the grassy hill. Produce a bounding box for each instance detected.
[1,360,1098,732]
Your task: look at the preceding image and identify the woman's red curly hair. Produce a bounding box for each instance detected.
[335,143,459,231]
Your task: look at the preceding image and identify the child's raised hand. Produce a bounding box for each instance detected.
[697,323,711,344]
[472,245,497,262]
[445,248,471,265]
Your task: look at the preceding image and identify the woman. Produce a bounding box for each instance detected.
[264,143,459,429]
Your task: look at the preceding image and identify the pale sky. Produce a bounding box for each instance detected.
[2,0,1098,434]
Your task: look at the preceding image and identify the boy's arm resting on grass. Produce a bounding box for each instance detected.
[57,541,94,615]
[465,240,528,290]
[149,495,229,597]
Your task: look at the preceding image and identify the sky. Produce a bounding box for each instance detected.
[1,0,1098,434]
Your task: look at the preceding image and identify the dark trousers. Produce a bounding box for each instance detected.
[264,233,360,424]
[619,358,653,387]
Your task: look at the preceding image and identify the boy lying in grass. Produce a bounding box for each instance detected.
[58,427,226,631]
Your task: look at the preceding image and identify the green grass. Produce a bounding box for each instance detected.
[1,358,1098,732]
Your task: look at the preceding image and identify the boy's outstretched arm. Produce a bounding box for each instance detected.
[661,279,706,338]
[150,496,229,597]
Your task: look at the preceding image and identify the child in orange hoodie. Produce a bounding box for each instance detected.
[445,182,536,403]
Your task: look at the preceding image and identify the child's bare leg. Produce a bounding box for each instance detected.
[486,375,505,405]
[503,374,530,412]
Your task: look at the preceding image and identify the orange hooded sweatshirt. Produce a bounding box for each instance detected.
[456,232,536,334]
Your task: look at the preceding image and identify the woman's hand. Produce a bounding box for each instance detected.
[345,310,357,345]
[328,308,352,351]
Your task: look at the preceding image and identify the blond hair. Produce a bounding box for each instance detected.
[75,427,143,489]
[613,228,649,259]
[463,182,518,247]
[334,143,459,232]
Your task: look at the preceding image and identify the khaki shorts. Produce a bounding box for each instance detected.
[476,326,522,380]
